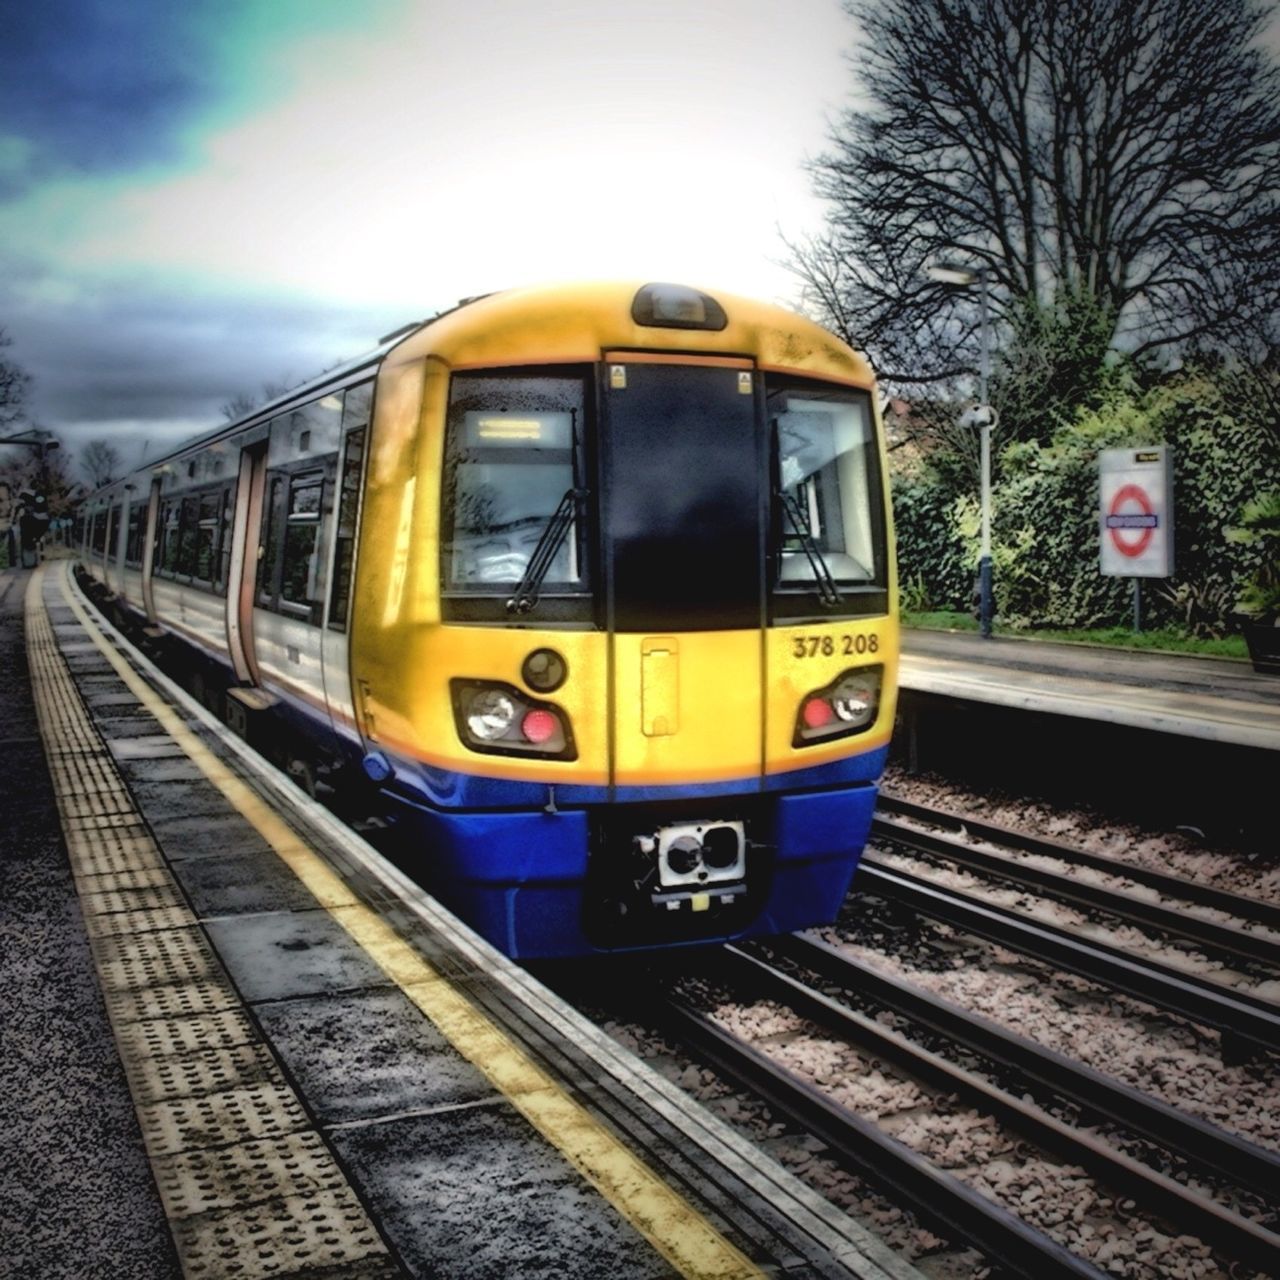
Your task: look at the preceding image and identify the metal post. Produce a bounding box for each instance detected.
[1133,578,1142,633]
[977,269,994,639]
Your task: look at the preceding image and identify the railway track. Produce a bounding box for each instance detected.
[874,791,1280,965]
[854,861,1280,1059]
[550,793,1280,1278]
[654,942,1280,1279]
[860,796,1280,1059]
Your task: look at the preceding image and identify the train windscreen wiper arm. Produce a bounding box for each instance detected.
[506,488,586,614]
[779,489,844,608]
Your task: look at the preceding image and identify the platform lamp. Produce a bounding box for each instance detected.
[0,428,60,564]
[0,427,61,484]
[927,262,996,638]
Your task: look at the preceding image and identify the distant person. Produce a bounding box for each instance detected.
[18,490,49,568]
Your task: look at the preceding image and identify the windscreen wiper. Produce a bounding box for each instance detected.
[779,489,844,608]
[506,488,586,614]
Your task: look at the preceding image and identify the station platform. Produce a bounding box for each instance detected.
[1,560,920,1280]
[900,628,1280,752]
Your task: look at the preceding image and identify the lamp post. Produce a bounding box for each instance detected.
[0,427,60,485]
[1,429,60,565]
[927,262,995,638]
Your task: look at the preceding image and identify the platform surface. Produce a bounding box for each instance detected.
[3,561,921,1280]
[900,629,1280,751]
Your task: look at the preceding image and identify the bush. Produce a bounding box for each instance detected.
[892,476,974,610]
[890,369,1280,634]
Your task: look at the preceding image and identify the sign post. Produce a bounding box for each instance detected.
[1099,447,1174,630]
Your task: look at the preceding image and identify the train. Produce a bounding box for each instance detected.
[75,281,899,958]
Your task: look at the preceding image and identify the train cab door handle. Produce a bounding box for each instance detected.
[641,638,679,737]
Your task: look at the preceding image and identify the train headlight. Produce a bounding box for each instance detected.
[832,674,877,723]
[467,690,517,741]
[631,283,728,331]
[793,666,881,747]
[451,680,577,760]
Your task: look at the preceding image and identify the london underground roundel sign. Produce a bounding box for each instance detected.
[1106,483,1157,558]
[1099,448,1173,578]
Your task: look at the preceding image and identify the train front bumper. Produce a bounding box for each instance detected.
[384,775,881,959]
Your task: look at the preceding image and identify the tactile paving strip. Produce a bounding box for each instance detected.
[172,1189,400,1280]
[153,1131,350,1217]
[24,566,397,1279]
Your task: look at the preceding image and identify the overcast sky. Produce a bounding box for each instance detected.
[0,0,856,466]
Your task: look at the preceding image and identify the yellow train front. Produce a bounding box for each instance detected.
[351,281,897,957]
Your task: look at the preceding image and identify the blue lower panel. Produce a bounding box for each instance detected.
[407,809,589,884]
[390,781,879,959]
[771,785,878,860]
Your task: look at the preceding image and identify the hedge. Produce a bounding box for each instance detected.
[891,372,1279,634]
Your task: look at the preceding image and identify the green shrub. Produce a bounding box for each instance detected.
[889,369,1280,634]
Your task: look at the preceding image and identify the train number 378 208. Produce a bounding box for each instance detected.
[792,633,881,659]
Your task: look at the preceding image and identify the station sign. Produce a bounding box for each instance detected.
[1099,446,1173,577]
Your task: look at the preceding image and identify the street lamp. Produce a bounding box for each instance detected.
[0,427,60,470]
[0,429,60,566]
[927,261,995,638]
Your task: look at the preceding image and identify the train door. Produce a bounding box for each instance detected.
[101,504,116,587]
[140,478,162,622]
[227,441,267,685]
[600,356,767,792]
[319,395,370,748]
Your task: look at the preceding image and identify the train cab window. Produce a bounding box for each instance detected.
[767,380,886,619]
[442,371,590,621]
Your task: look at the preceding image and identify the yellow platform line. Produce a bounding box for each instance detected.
[54,564,763,1280]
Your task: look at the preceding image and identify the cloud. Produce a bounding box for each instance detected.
[1,267,404,454]
[0,1,220,196]
[1,0,856,448]
[0,0,396,198]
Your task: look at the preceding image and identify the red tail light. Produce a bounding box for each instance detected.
[521,709,559,744]
[802,697,835,729]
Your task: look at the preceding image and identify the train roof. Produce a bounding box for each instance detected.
[80,282,872,506]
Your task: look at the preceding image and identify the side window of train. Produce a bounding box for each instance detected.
[327,381,372,631]
[216,485,235,592]
[159,499,180,574]
[257,475,287,606]
[279,470,325,620]
[257,467,332,624]
[124,502,145,568]
[194,490,220,585]
[176,495,200,578]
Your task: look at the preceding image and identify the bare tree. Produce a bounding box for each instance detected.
[0,327,32,432]
[790,0,1280,421]
[220,378,297,423]
[81,438,122,489]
